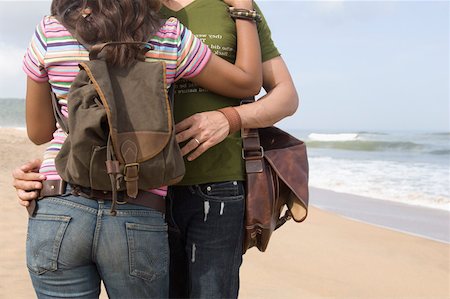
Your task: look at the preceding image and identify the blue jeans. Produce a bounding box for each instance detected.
[26,188,169,298]
[167,181,245,299]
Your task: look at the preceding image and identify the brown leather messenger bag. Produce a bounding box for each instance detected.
[241,99,309,253]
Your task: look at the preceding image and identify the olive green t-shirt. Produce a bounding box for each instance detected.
[160,0,280,185]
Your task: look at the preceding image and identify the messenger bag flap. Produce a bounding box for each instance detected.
[260,127,309,222]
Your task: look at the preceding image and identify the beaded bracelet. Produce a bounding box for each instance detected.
[228,7,262,23]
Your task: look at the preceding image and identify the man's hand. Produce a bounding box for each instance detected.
[11,159,45,207]
[175,111,230,161]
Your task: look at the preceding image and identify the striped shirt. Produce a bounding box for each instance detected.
[23,16,211,196]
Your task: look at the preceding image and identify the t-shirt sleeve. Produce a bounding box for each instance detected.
[255,2,281,62]
[23,17,48,82]
[174,19,211,80]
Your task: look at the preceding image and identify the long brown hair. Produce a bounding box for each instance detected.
[51,0,162,66]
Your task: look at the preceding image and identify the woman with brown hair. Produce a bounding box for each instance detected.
[19,0,261,297]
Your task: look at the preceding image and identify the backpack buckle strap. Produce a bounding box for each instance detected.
[124,163,139,175]
[124,163,139,198]
[121,140,139,198]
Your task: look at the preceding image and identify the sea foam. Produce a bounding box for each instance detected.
[292,130,450,212]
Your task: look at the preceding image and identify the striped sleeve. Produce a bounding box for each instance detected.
[174,20,211,80]
[23,17,48,82]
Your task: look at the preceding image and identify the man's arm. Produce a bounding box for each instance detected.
[238,56,299,128]
[175,56,299,161]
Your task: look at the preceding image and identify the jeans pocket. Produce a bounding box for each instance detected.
[26,214,71,275]
[126,222,169,282]
[197,181,245,202]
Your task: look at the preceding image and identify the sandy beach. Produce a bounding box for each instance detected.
[0,128,449,299]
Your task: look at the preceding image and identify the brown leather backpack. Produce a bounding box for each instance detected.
[54,42,185,213]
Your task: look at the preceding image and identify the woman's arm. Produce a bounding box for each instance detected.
[189,0,262,98]
[176,56,299,161]
[25,77,56,145]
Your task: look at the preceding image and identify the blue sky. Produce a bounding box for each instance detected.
[0,0,448,132]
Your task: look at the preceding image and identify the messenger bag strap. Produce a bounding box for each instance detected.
[241,98,264,174]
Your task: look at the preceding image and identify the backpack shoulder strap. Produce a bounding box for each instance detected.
[168,84,175,109]
[89,42,153,61]
[51,91,69,134]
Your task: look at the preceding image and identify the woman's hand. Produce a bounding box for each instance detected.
[223,0,254,10]
[11,159,45,207]
[175,111,230,161]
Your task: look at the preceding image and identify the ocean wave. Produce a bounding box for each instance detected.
[306,140,424,152]
[0,98,25,128]
[308,133,359,141]
[357,131,388,135]
[429,149,450,156]
[430,132,450,136]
